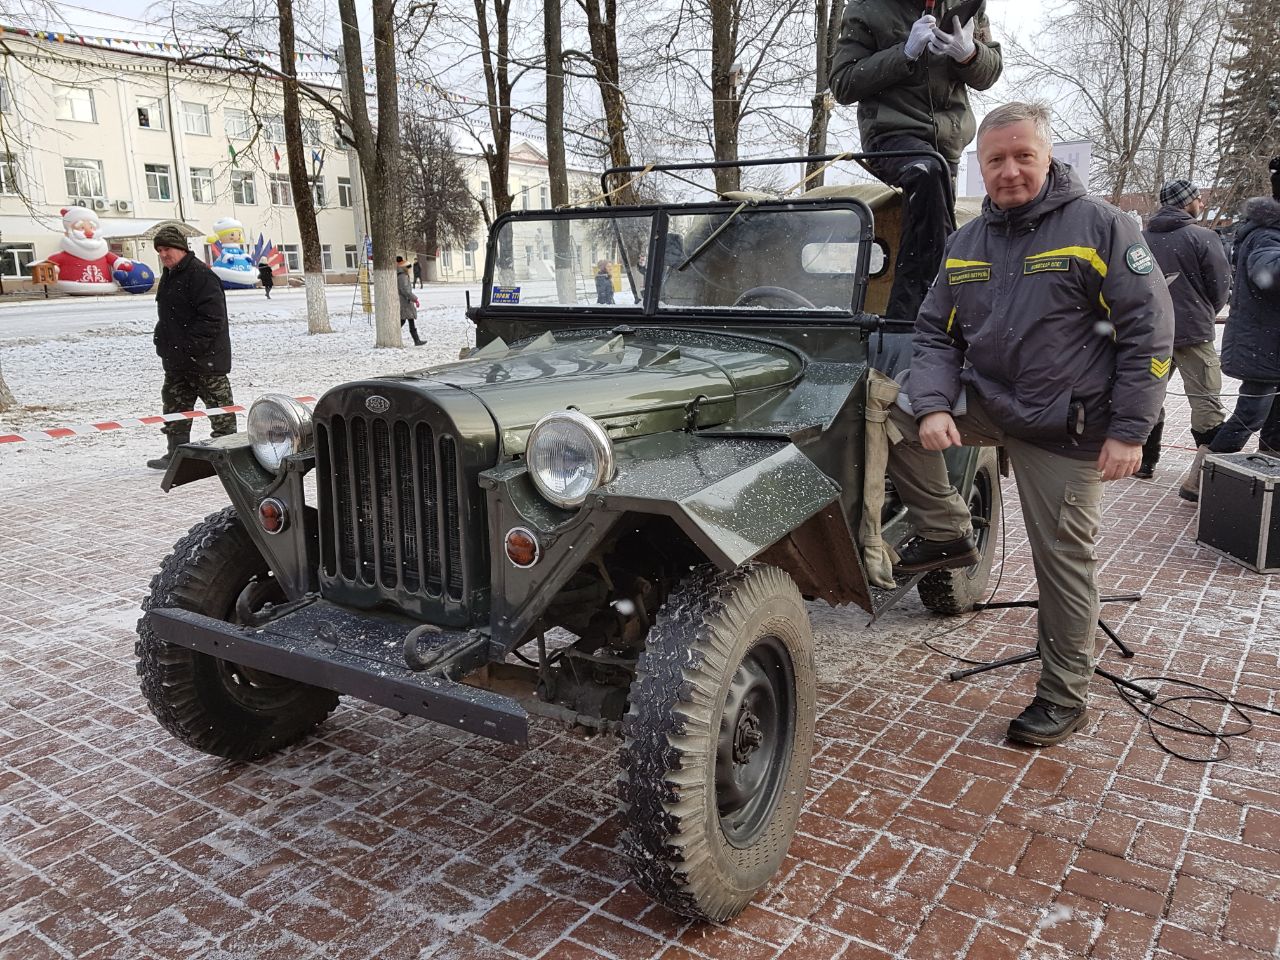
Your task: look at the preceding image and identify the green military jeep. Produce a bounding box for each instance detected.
[138,155,999,922]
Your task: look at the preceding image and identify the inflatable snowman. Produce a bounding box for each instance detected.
[206,217,257,289]
[37,206,149,295]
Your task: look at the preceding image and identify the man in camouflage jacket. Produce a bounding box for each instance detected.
[887,103,1173,747]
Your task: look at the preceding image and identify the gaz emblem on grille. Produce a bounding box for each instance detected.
[365,396,391,413]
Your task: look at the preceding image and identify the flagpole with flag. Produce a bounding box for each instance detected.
[273,145,281,170]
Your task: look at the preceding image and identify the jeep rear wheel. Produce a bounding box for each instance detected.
[136,506,338,761]
[619,563,815,921]
[918,447,1001,615]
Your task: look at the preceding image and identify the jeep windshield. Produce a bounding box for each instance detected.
[480,199,872,317]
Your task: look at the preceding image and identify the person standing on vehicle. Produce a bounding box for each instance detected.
[396,255,424,345]
[829,0,1003,322]
[886,102,1173,746]
[1179,158,1280,500]
[1134,180,1232,479]
[148,225,236,471]
[257,260,274,299]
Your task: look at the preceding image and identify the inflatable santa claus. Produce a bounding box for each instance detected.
[35,205,148,295]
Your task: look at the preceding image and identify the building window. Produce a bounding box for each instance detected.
[441,248,452,269]
[54,85,96,123]
[145,163,173,201]
[343,244,358,269]
[231,170,256,205]
[301,117,324,145]
[479,181,489,204]
[0,153,18,194]
[464,248,474,268]
[190,167,214,203]
[181,101,210,136]
[136,95,165,129]
[0,243,34,277]
[0,78,10,113]
[337,176,352,207]
[279,243,300,272]
[224,108,252,139]
[263,115,286,142]
[64,158,105,203]
[540,185,549,208]
[310,177,325,208]
[269,173,293,206]
[321,245,333,271]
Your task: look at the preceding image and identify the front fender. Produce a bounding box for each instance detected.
[161,436,317,600]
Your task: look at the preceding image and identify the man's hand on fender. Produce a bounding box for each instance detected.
[928,16,977,63]
[919,411,962,450]
[904,14,936,61]
[1097,438,1142,481]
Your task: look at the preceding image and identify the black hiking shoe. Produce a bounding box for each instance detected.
[1006,697,1089,747]
[1132,461,1156,480]
[146,454,171,471]
[892,534,979,576]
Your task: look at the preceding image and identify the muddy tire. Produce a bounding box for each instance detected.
[136,506,338,761]
[918,447,1002,615]
[619,563,815,921]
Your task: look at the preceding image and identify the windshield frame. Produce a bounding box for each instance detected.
[475,196,875,323]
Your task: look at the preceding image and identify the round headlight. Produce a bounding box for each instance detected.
[247,395,313,471]
[526,409,615,508]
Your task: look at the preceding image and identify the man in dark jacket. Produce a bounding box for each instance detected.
[1136,180,1232,478]
[1179,160,1280,500]
[829,0,1002,322]
[886,102,1173,746]
[148,225,236,470]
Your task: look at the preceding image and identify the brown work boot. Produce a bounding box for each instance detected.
[892,534,979,575]
[1178,445,1211,503]
[1006,697,1089,747]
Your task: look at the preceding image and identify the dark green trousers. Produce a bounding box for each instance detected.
[161,373,237,441]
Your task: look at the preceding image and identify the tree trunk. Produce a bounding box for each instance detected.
[709,0,740,194]
[0,362,14,413]
[583,0,639,205]
[806,0,842,186]
[338,0,400,346]
[545,0,575,303]
[277,0,332,334]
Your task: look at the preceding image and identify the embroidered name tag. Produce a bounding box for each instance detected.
[1024,256,1071,275]
[948,267,991,284]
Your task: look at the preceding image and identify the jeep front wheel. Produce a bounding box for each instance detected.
[918,446,1002,615]
[619,563,816,921]
[135,506,338,761]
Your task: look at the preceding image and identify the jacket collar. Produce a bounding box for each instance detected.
[1234,197,1280,248]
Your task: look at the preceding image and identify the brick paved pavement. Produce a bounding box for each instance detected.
[2,422,1279,960]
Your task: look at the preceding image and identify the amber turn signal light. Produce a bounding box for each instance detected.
[504,527,540,567]
[259,498,288,535]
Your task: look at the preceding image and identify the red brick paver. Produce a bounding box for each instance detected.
[2,418,1279,959]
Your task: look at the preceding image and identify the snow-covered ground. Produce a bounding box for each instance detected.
[0,282,481,489]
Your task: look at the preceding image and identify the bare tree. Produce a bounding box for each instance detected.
[572,0,641,204]
[0,360,14,414]
[545,0,576,302]
[1008,0,1230,203]
[398,116,479,263]
[805,0,843,184]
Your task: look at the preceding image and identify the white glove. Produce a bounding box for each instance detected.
[904,14,936,61]
[928,16,977,62]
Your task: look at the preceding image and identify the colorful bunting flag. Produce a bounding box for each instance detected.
[273,145,281,171]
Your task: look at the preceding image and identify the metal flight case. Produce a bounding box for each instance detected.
[1196,452,1280,574]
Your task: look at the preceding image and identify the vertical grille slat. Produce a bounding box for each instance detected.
[317,402,472,613]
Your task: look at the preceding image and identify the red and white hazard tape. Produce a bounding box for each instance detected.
[0,396,316,445]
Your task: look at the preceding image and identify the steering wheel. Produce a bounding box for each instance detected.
[732,285,817,309]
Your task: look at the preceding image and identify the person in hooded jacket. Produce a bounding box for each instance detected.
[1179,159,1280,500]
[1135,180,1232,478]
[258,260,274,299]
[148,225,236,470]
[886,102,1173,747]
[396,255,424,345]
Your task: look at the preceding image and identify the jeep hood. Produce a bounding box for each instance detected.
[414,330,802,455]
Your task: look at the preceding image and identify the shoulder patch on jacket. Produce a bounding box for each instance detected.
[1125,244,1154,275]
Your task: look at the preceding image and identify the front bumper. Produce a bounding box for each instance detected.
[143,600,528,746]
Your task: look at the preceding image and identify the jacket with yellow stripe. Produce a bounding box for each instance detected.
[908,159,1174,459]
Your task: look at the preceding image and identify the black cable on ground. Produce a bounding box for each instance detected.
[914,470,1280,763]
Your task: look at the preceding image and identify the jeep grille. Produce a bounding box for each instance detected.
[316,415,466,606]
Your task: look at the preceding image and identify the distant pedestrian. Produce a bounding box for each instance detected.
[595,259,615,304]
[412,259,423,289]
[396,256,424,345]
[1136,179,1232,479]
[148,225,235,470]
[258,260,274,299]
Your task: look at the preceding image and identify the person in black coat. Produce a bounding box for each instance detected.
[258,260,274,299]
[594,259,615,304]
[148,225,235,470]
[1180,161,1280,500]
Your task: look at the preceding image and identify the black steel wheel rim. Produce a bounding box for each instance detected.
[214,576,301,712]
[715,634,795,847]
[965,465,994,578]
